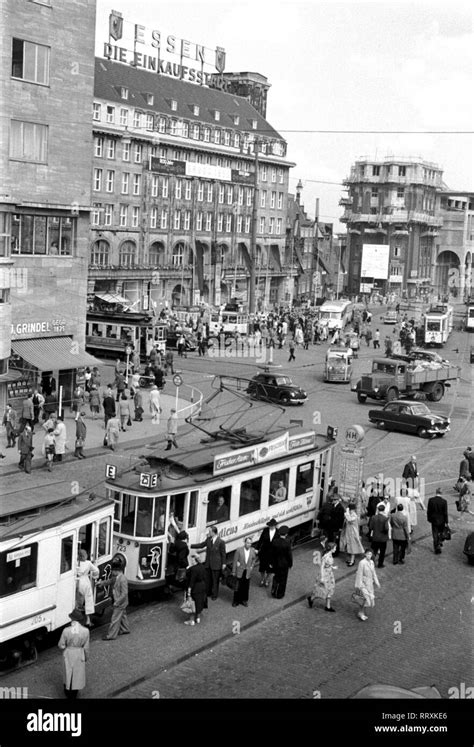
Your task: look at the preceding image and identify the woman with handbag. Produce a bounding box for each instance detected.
[354,549,381,621]
[74,412,87,459]
[307,542,338,612]
[184,553,207,626]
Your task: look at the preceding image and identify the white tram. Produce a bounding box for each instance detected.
[105,427,335,590]
[423,303,453,346]
[0,487,115,670]
[465,302,474,332]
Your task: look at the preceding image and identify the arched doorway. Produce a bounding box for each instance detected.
[435,250,460,298]
[172,284,187,306]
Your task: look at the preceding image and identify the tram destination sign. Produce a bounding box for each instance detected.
[213,431,317,476]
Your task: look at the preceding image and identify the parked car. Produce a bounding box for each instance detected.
[246,371,307,405]
[463,532,474,565]
[368,400,450,438]
[382,310,398,324]
[166,330,198,351]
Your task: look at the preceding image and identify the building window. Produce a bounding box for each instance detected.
[393,246,401,258]
[175,179,182,199]
[133,143,142,163]
[184,210,191,231]
[90,239,109,265]
[106,139,116,159]
[91,203,101,226]
[193,105,199,116]
[245,216,251,233]
[203,127,210,142]
[12,214,75,256]
[185,181,192,200]
[133,110,142,128]
[171,99,177,111]
[93,168,102,191]
[197,183,204,202]
[225,214,232,232]
[217,185,224,204]
[149,241,164,265]
[259,217,265,233]
[182,122,189,138]
[170,119,178,136]
[94,136,103,157]
[398,166,406,176]
[104,205,113,226]
[237,215,243,233]
[122,141,130,162]
[205,212,212,231]
[372,165,380,176]
[278,169,284,184]
[131,207,139,228]
[246,188,252,207]
[224,131,230,146]
[172,242,184,265]
[146,93,154,106]
[233,133,240,148]
[132,174,141,195]
[151,174,158,198]
[12,38,50,85]
[271,168,277,183]
[174,210,181,230]
[106,170,115,193]
[276,218,282,235]
[191,124,199,139]
[214,110,220,121]
[146,113,154,130]
[371,187,378,198]
[119,240,136,267]
[158,117,166,134]
[233,115,240,126]
[217,214,223,232]
[93,103,101,121]
[214,129,221,144]
[251,119,257,130]
[160,209,168,229]
[270,191,276,209]
[162,177,169,198]
[10,120,48,163]
[226,186,233,205]
[260,166,267,181]
[397,187,404,198]
[269,217,275,234]
[121,173,129,194]
[119,205,128,227]
[260,191,266,208]
[150,207,157,229]
[196,212,203,231]
[106,106,115,124]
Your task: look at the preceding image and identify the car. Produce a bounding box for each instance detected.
[463,532,474,565]
[246,371,307,405]
[368,400,450,438]
[382,310,398,324]
[165,330,198,351]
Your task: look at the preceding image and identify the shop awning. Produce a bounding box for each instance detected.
[94,292,132,307]
[11,337,101,371]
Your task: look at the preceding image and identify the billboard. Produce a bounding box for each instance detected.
[361,244,390,280]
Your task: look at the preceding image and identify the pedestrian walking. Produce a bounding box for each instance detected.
[427,488,448,555]
[115,370,126,402]
[3,403,18,447]
[90,366,101,389]
[402,455,419,492]
[365,327,373,346]
[270,525,293,599]
[165,408,178,449]
[328,492,345,555]
[133,388,144,422]
[395,487,412,534]
[153,365,164,390]
[165,349,175,374]
[42,427,56,471]
[20,393,34,431]
[53,415,67,462]
[354,549,380,621]
[149,385,161,424]
[58,609,90,699]
[255,518,279,587]
[288,339,296,362]
[75,549,99,625]
[307,542,338,612]
[71,385,84,416]
[18,424,34,473]
[184,553,207,626]
[232,537,257,608]
[118,393,131,431]
[32,389,45,425]
[74,411,87,459]
[390,504,410,565]
[457,478,474,516]
[102,386,116,428]
[458,450,471,482]
[373,329,380,349]
[191,525,227,600]
[89,385,101,420]
[339,502,365,566]
[105,414,120,451]
[368,503,390,568]
[101,559,130,640]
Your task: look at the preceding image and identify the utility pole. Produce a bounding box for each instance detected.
[314,197,319,304]
[249,138,259,314]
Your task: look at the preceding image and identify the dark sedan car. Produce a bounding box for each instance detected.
[165,330,198,351]
[246,372,307,405]
[368,400,450,438]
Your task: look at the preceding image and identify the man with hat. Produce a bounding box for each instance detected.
[255,518,279,587]
[427,488,448,555]
[102,559,130,640]
[368,503,390,569]
[57,609,90,699]
[270,525,293,599]
[74,411,87,459]
[402,455,419,492]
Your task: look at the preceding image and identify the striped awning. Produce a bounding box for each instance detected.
[11,337,101,371]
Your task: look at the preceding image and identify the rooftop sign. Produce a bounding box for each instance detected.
[213,431,317,476]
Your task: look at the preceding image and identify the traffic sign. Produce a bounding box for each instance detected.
[344,425,365,445]
[173,374,183,387]
[125,345,132,355]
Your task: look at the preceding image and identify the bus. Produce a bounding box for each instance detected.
[423,304,453,346]
[324,347,353,383]
[105,426,335,590]
[209,310,249,338]
[318,300,353,331]
[86,311,167,361]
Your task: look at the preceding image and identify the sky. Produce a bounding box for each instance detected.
[95,0,474,230]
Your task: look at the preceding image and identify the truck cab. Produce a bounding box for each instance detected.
[352,358,407,403]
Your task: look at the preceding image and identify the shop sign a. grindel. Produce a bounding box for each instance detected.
[11,319,68,339]
[104,10,228,90]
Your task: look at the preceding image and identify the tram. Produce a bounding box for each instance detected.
[105,427,335,590]
[423,303,453,346]
[208,310,249,338]
[0,485,115,671]
[465,301,474,332]
[85,310,167,361]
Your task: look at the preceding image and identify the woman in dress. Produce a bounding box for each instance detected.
[354,549,381,621]
[184,553,207,626]
[149,385,161,425]
[76,549,99,626]
[339,502,365,566]
[307,542,338,612]
[118,393,131,432]
[58,609,90,699]
[105,414,120,451]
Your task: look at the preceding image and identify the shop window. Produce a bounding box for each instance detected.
[206,486,231,524]
[239,476,262,517]
[269,468,289,505]
[295,462,314,497]
[60,535,74,574]
[0,543,38,598]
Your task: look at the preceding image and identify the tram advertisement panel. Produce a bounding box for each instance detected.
[138,542,163,580]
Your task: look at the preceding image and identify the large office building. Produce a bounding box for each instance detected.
[89,56,295,313]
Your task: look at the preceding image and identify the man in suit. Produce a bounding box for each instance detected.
[102,559,130,640]
[255,518,279,587]
[390,504,410,565]
[368,503,390,568]
[402,455,418,491]
[270,525,293,599]
[328,492,345,555]
[232,537,257,607]
[191,525,226,600]
[18,424,33,474]
[427,488,448,555]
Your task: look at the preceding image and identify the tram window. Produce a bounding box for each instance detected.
[206,486,231,524]
[106,325,118,339]
[136,496,153,537]
[109,490,121,530]
[78,523,93,558]
[152,496,167,535]
[0,543,38,598]
[60,535,74,573]
[97,518,111,557]
[169,493,186,536]
[239,476,262,516]
[295,462,314,496]
[188,490,198,528]
[91,323,102,337]
[121,494,136,535]
[121,326,133,341]
[269,469,289,505]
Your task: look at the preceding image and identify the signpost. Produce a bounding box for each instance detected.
[173,373,183,411]
[125,344,132,384]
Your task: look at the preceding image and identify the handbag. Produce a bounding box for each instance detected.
[351,589,365,607]
[442,525,452,541]
[225,574,239,591]
[127,416,132,426]
[312,580,327,599]
[180,597,195,615]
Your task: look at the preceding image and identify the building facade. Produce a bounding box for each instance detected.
[0,0,98,411]
[88,59,296,314]
[341,157,445,298]
[438,192,473,300]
